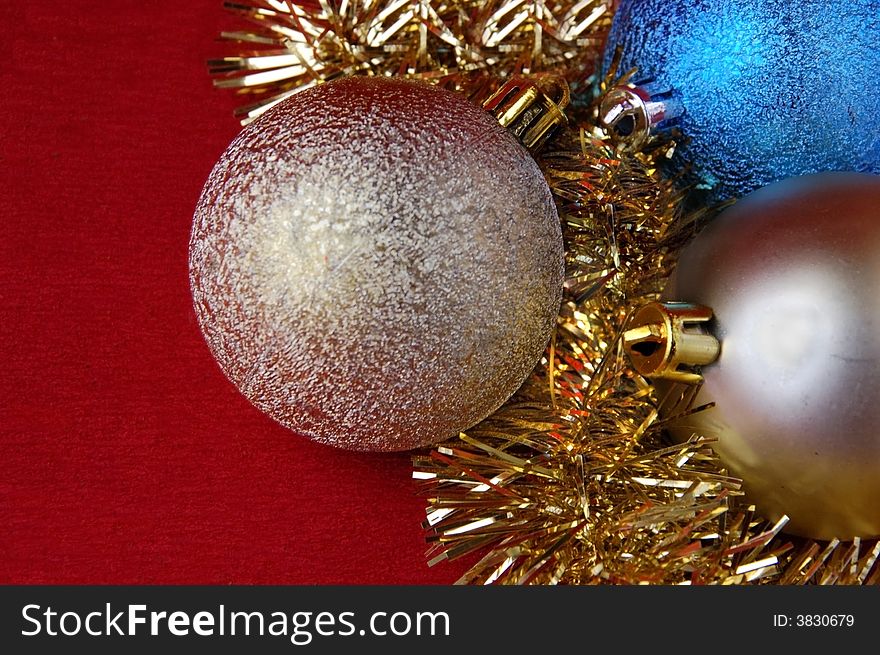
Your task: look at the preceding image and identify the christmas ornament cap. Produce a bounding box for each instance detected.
[624,302,720,383]
[483,76,570,152]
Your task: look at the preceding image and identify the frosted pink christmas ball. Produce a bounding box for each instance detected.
[189,77,563,451]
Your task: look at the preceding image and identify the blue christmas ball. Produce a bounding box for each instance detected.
[603,0,880,202]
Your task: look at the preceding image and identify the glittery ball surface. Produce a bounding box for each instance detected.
[190,77,563,451]
[604,0,880,203]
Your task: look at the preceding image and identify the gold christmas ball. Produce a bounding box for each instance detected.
[659,172,880,539]
[190,77,563,451]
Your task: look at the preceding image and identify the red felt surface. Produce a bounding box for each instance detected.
[1,0,469,584]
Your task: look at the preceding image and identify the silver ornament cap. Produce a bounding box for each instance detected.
[189,77,564,452]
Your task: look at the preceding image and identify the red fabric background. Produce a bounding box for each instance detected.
[1,0,470,584]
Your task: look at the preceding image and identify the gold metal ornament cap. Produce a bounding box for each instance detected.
[482,76,570,152]
[623,301,721,383]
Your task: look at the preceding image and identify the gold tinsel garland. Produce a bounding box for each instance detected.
[210,0,880,585]
[210,0,613,123]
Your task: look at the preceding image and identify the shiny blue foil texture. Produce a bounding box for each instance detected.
[603,0,880,203]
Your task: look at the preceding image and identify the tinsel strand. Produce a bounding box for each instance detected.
[209,0,613,123]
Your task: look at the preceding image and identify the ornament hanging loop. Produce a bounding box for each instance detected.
[483,76,570,152]
[623,301,720,383]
